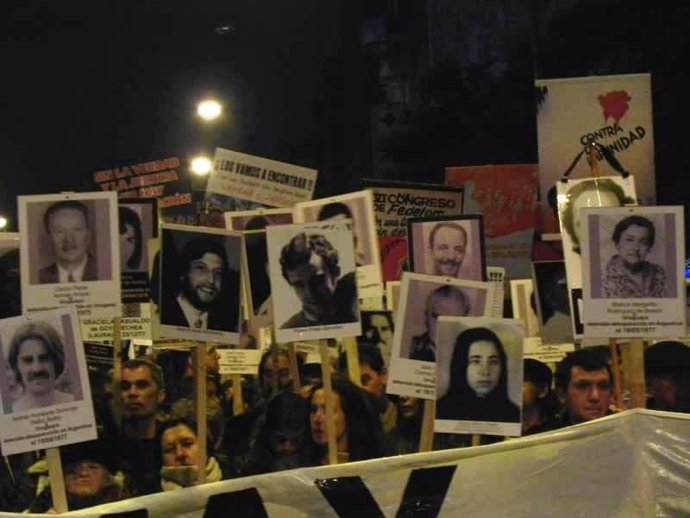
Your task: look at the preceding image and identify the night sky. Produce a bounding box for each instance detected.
[0,1,349,229]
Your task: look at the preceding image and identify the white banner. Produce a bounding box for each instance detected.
[17,409,690,517]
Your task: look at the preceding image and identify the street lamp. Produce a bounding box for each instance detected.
[0,216,8,231]
[190,155,213,176]
[197,99,222,121]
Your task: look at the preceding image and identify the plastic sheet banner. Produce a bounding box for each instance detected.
[12,410,690,517]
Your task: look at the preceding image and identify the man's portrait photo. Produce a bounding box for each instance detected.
[585,210,678,300]
[267,221,361,342]
[0,311,84,414]
[159,225,242,340]
[25,197,116,285]
[294,190,382,296]
[408,216,485,282]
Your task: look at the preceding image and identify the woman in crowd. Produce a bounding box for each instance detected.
[601,215,667,298]
[157,418,222,491]
[28,441,128,512]
[437,327,520,423]
[302,376,387,466]
[119,206,144,272]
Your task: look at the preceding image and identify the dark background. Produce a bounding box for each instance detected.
[2,1,689,247]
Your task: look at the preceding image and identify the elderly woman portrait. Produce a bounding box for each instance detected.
[437,327,520,423]
[7,320,74,412]
[601,215,667,298]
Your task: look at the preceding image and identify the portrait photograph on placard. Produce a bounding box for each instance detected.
[18,192,121,319]
[266,221,361,343]
[386,272,496,400]
[159,224,244,344]
[509,279,540,338]
[434,316,523,437]
[294,190,382,297]
[407,215,486,282]
[0,307,97,455]
[580,206,686,338]
[0,233,21,319]
[532,261,574,345]
[224,207,294,230]
[556,176,637,339]
[119,199,158,304]
[242,229,273,330]
[359,310,395,367]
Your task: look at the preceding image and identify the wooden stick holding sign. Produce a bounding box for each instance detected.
[288,342,302,393]
[418,400,435,452]
[193,343,208,484]
[343,337,361,388]
[319,341,338,465]
[46,447,67,514]
[609,338,624,410]
[624,338,647,408]
[231,375,244,416]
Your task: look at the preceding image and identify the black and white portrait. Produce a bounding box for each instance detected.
[266,221,361,343]
[434,316,523,437]
[119,200,157,304]
[159,224,243,343]
[533,261,574,344]
[224,207,293,231]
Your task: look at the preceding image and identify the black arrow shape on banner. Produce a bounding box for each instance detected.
[203,487,269,518]
[315,465,457,518]
[101,510,149,518]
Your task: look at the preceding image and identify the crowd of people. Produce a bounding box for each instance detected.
[0,337,689,513]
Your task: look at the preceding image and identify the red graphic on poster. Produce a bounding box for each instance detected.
[379,236,408,282]
[598,91,631,123]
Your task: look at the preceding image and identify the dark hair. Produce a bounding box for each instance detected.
[121,358,165,391]
[446,327,509,399]
[560,179,634,252]
[258,345,303,393]
[337,342,385,375]
[428,221,467,249]
[304,376,386,464]
[43,200,90,232]
[362,311,394,334]
[8,321,65,385]
[280,233,340,283]
[179,238,228,276]
[554,348,611,392]
[318,202,352,221]
[119,206,143,270]
[524,358,553,390]
[645,341,690,376]
[244,215,270,231]
[612,215,655,248]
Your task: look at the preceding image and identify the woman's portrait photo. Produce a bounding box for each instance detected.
[585,209,679,300]
[435,317,523,435]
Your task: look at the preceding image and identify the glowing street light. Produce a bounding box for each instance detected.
[190,155,213,176]
[197,99,222,121]
[0,216,7,231]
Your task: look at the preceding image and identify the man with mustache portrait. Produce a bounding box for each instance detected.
[161,237,239,333]
[8,320,74,413]
[39,200,97,284]
[428,222,467,278]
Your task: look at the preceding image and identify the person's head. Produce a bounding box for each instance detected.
[337,343,387,397]
[612,215,655,270]
[307,376,384,462]
[555,348,612,424]
[447,327,509,399]
[120,358,165,420]
[396,395,422,421]
[118,206,143,271]
[317,202,353,222]
[261,392,309,461]
[522,359,553,409]
[8,321,65,395]
[259,345,298,397]
[43,200,91,269]
[424,285,471,344]
[644,340,690,411]
[280,233,340,322]
[428,222,468,277]
[178,238,228,311]
[362,312,394,348]
[158,418,200,468]
[61,440,117,498]
[561,179,634,253]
